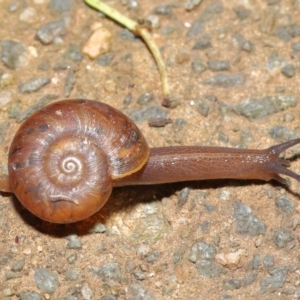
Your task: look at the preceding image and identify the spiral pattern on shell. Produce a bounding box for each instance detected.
[8,100,150,223]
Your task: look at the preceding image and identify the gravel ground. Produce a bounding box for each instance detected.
[1,0,300,299]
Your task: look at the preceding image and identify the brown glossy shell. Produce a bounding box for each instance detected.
[8,99,150,223]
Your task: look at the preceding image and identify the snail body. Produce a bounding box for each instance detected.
[0,99,300,223]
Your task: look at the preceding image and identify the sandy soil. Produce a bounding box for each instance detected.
[1,0,300,299]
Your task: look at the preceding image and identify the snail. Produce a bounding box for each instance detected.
[0,99,299,223]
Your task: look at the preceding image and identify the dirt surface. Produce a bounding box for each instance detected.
[1,0,300,299]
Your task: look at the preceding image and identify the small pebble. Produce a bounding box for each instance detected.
[82,27,112,59]
[233,201,266,236]
[275,194,294,215]
[193,34,212,50]
[48,0,74,12]
[203,74,245,87]
[81,283,94,300]
[153,5,172,15]
[0,90,12,108]
[36,19,66,45]
[34,268,60,294]
[97,263,121,281]
[263,255,274,267]
[185,0,202,11]
[0,40,28,69]
[208,60,230,71]
[273,228,294,248]
[66,234,82,249]
[137,92,154,105]
[97,53,114,66]
[235,95,297,119]
[18,77,50,93]
[233,5,250,20]
[177,187,190,207]
[126,282,155,300]
[19,7,38,23]
[281,64,295,78]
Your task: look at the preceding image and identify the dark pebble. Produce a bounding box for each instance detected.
[268,125,298,141]
[34,268,60,294]
[133,271,147,280]
[186,19,204,37]
[233,34,253,52]
[193,34,212,50]
[235,94,297,119]
[233,201,266,236]
[177,187,191,207]
[64,43,83,62]
[200,2,224,22]
[191,58,207,73]
[36,19,67,45]
[129,105,167,122]
[11,257,25,272]
[173,245,187,264]
[66,234,82,249]
[292,42,300,52]
[97,263,121,281]
[281,64,295,78]
[263,255,274,267]
[89,222,107,233]
[188,242,216,262]
[203,74,245,87]
[101,295,118,300]
[48,0,74,12]
[65,269,79,281]
[123,93,133,105]
[260,266,289,293]
[275,24,300,42]
[137,92,155,105]
[192,99,210,117]
[67,253,77,264]
[148,117,172,127]
[146,251,160,263]
[273,228,294,248]
[19,291,42,300]
[0,40,28,69]
[208,60,230,71]
[126,282,155,300]
[242,271,258,286]
[196,260,225,278]
[233,6,251,20]
[248,253,261,270]
[97,53,114,66]
[223,278,242,290]
[185,0,202,11]
[275,195,294,215]
[267,52,285,70]
[64,67,76,97]
[18,77,51,93]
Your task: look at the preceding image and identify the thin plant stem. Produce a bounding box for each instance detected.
[84,0,170,99]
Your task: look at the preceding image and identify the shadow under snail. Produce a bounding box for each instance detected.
[0,99,299,223]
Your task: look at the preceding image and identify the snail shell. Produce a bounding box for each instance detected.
[8,100,149,223]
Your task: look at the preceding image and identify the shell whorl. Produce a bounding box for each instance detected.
[8,100,150,223]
